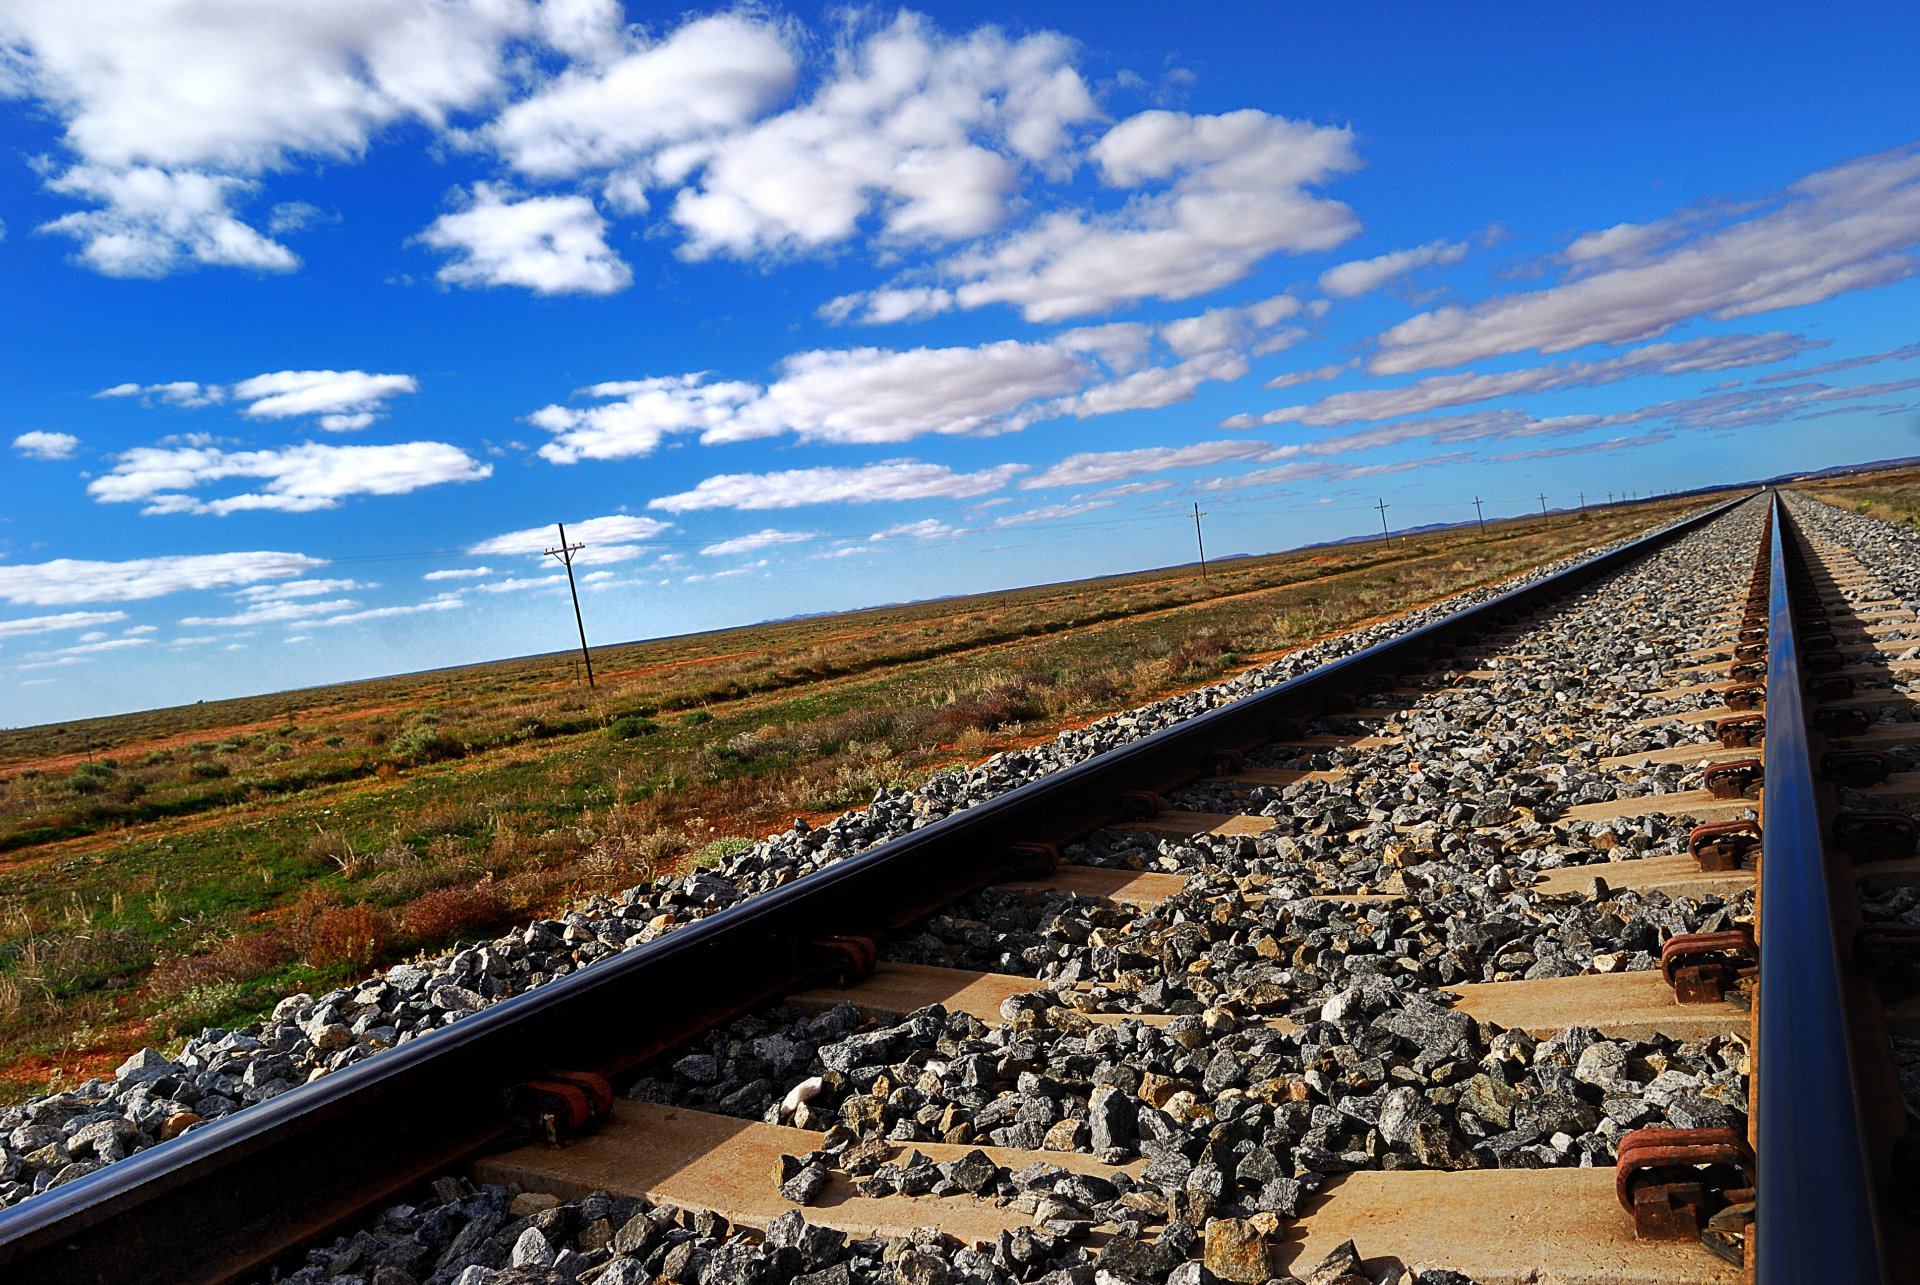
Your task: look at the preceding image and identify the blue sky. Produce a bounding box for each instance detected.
[3,2,1919,727]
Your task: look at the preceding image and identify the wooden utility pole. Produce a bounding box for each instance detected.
[1375,497,1391,544]
[1191,503,1209,581]
[1538,492,1549,518]
[545,522,595,689]
[1472,496,1486,532]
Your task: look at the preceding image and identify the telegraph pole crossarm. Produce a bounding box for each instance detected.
[1375,497,1391,545]
[1472,496,1486,532]
[544,522,596,690]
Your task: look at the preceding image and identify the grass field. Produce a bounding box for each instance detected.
[1800,466,1920,529]
[0,492,1733,1100]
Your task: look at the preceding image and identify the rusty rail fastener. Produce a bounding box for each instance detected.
[1269,718,1307,743]
[1814,706,1873,736]
[510,1070,614,1147]
[1822,749,1890,788]
[1834,810,1918,861]
[1206,748,1246,776]
[806,934,879,988]
[1115,790,1164,820]
[1728,659,1767,683]
[1660,928,1757,1004]
[1688,819,1761,872]
[1806,672,1855,702]
[1711,714,1764,749]
[1616,1128,1756,1240]
[1723,685,1764,712]
[1701,759,1762,801]
[1853,924,1920,980]
[1001,842,1061,880]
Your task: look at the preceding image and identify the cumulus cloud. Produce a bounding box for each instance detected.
[0,610,129,640]
[423,566,495,581]
[1,0,540,276]
[40,165,298,276]
[417,183,632,295]
[532,299,1303,461]
[98,370,416,429]
[467,514,672,562]
[1021,440,1276,491]
[662,13,1096,259]
[231,577,366,601]
[181,597,360,627]
[88,441,491,515]
[1372,145,1920,373]
[0,551,325,606]
[1229,332,1819,428]
[920,109,1360,321]
[650,460,1026,513]
[868,519,964,542]
[1318,239,1467,298]
[12,430,80,460]
[699,529,820,557]
[230,370,419,430]
[96,380,225,407]
[486,12,797,185]
[305,595,465,626]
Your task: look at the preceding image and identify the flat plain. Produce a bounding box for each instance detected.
[0,492,1730,1100]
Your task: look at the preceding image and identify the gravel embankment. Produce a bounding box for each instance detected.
[2,500,1780,1285]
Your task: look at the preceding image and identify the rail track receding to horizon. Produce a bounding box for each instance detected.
[5,487,1919,1285]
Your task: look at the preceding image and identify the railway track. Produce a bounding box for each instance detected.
[2,488,1914,1284]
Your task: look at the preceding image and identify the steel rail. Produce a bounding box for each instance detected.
[1757,492,1887,1284]
[0,493,1752,1284]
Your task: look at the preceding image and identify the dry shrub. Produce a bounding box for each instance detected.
[1164,635,1227,677]
[401,884,507,944]
[301,904,397,968]
[151,931,293,997]
[934,674,1051,735]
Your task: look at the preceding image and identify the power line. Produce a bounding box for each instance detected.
[543,523,596,690]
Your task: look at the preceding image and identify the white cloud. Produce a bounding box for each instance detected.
[699,529,820,557]
[1318,239,1467,298]
[96,380,224,407]
[1754,340,1920,384]
[1230,332,1819,428]
[12,430,80,460]
[181,598,359,627]
[88,441,491,515]
[473,574,565,595]
[530,374,760,463]
[305,595,466,626]
[423,565,495,581]
[467,514,673,559]
[650,460,1026,513]
[96,370,416,430]
[0,551,325,606]
[1373,145,1920,373]
[662,13,1096,259]
[925,109,1360,321]
[1021,440,1276,490]
[0,610,129,640]
[230,370,418,429]
[417,183,632,295]
[486,12,797,183]
[534,298,1303,461]
[869,519,964,542]
[231,577,366,601]
[40,165,298,276]
[1,0,541,277]
[990,500,1115,527]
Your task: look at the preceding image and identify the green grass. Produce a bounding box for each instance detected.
[0,494,1728,1099]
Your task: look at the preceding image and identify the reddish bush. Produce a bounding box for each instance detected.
[150,930,294,996]
[401,884,508,943]
[301,903,397,968]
